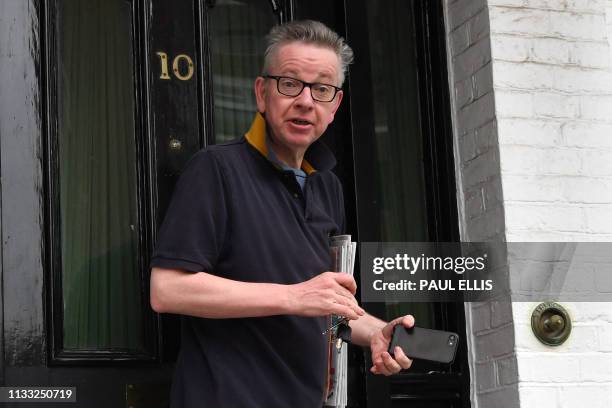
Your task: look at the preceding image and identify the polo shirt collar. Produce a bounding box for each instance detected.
[244,112,336,173]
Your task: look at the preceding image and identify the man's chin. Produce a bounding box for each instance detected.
[282,133,317,149]
[290,138,317,152]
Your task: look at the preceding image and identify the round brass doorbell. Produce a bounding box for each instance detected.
[531,302,571,346]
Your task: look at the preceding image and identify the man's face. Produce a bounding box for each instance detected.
[254,42,344,155]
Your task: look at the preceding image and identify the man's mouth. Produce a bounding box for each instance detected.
[290,119,312,126]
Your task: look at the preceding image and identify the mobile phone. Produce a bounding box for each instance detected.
[388,326,459,364]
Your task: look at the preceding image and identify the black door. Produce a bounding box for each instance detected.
[1,0,468,407]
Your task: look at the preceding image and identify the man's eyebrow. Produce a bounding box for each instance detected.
[279,70,336,84]
[316,74,335,84]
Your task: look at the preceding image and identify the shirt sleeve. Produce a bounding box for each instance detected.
[150,150,229,273]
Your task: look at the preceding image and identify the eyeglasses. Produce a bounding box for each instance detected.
[263,75,341,102]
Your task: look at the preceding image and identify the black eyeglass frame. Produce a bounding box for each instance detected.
[263,75,342,102]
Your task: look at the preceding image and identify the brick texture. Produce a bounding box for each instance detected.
[445,0,612,406]
[444,1,521,407]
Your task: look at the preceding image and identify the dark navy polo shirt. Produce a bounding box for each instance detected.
[151,113,345,408]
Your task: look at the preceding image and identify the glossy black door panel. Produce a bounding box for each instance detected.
[50,0,148,359]
[44,0,160,365]
[0,0,46,374]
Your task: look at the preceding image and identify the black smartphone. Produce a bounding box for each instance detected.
[388,326,459,364]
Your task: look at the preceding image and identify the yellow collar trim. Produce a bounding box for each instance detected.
[245,113,269,158]
[301,158,315,174]
[245,113,316,175]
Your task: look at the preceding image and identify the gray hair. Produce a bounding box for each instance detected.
[262,20,354,86]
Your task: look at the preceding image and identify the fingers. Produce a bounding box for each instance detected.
[322,272,362,317]
[402,315,415,329]
[334,305,360,320]
[317,272,356,300]
[382,314,415,339]
[369,314,416,376]
[330,293,365,319]
[291,272,362,318]
[371,351,402,376]
[331,282,358,306]
[392,346,413,370]
[382,351,402,373]
[370,348,412,376]
[329,272,357,295]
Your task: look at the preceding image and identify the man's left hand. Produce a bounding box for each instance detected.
[369,315,415,376]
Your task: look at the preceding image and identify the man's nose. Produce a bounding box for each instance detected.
[294,86,315,108]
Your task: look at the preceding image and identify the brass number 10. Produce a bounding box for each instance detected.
[156,51,195,81]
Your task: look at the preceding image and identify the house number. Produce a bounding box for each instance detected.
[155,52,194,81]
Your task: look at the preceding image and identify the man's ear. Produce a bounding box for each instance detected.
[254,77,267,113]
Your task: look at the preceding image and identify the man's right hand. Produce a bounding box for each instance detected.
[286,272,365,320]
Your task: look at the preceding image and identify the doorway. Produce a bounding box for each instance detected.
[19,0,471,406]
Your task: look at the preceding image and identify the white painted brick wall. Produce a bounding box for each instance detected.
[446,0,612,406]
[490,0,612,406]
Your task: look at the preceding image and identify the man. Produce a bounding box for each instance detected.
[150,20,414,407]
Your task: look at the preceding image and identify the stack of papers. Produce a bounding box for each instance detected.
[324,235,356,408]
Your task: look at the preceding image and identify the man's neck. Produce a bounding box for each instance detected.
[266,133,305,170]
